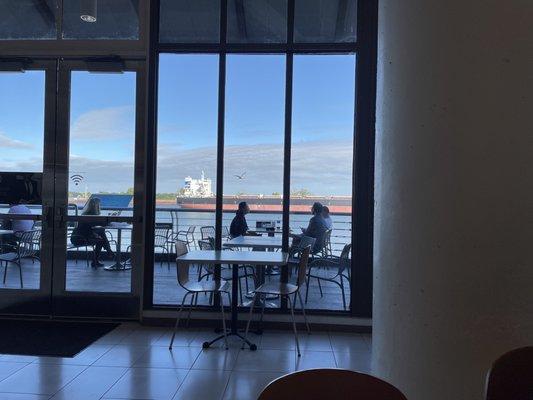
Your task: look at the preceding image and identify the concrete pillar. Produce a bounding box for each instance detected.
[373,1,533,399]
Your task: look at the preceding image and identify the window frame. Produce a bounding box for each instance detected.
[145,0,377,318]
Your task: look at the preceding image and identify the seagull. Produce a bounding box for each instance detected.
[234,171,246,180]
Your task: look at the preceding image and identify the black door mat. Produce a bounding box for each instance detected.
[0,319,120,357]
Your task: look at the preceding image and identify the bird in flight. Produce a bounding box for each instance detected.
[234,171,246,180]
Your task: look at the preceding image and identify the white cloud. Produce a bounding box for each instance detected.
[0,132,34,149]
[71,106,134,139]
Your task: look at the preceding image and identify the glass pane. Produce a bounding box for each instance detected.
[160,0,220,44]
[290,55,355,311]
[227,0,287,43]
[0,0,56,40]
[0,71,46,290]
[66,71,136,292]
[224,55,285,307]
[294,0,357,43]
[62,0,139,40]
[154,54,219,305]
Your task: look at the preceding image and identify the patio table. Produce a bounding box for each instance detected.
[176,250,288,350]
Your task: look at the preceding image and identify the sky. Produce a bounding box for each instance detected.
[0,54,355,197]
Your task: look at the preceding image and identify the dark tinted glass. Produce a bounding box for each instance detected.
[160,0,220,43]
[0,0,56,40]
[227,0,287,43]
[294,0,357,43]
[62,0,139,40]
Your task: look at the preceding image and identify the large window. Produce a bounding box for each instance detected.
[154,54,219,305]
[290,54,356,310]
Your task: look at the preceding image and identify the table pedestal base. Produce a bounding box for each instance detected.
[203,331,257,351]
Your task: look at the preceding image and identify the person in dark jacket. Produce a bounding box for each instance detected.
[71,197,114,268]
[296,202,328,253]
[229,201,250,238]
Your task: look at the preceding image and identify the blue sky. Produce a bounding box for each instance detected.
[0,54,355,196]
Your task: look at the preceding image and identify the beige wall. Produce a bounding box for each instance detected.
[373,1,533,399]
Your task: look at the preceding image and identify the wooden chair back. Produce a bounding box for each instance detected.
[485,346,533,400]
[258,369,407,400]
[175,239,190,285]
[296,246,311,287]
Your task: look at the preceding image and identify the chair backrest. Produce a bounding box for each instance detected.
[198,239,213,250]
[338,243,352,273]
[154,226,171,246]
[299,235,316,251]
[324,229,333,255]
[200,226,215,240]
[296,246,311,287]
[187,225,196,234]
[485,346,533,400]
[175,239,190,285]
[258,369,408,400]
[18,230,40,258]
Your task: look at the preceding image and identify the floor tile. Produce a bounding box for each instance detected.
[34,345,112,366]
[295,350,337,370]
[0,355,38,364]
[222,371,284,400]
[133,346,201,369]
[0,363,30,382]
[119,328,167,346]
[173,369,231,400]
[259,332,332,351]
[191,348,240,371]
[329,332,370,353]
[334,351,372,373]
[93,326,136,345]
[92,345,149,367]
[234,350,295,373]
[155,330,197,347]
[50,366,127,400]
[0,364,86,395]
[103,367,188,400]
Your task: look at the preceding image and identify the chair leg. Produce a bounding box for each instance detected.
[259,294,266,327]
[238,278,243,305]
[242,293,258,349]
[18,262,23,288]
[339,276,347,310]
[169,292,191,350]
[186,293,196,328]
[287,296,301,357]
[317,278,323,297]
[3,261,7,284]
[297,291,310,334]
[305,273,311,303]
[219,292,229,350]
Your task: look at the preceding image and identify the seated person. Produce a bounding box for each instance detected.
[322,206,333,230]
[0,199,34,247]
[230,201,251,238]
[71,198,114,268]
[293,202,328,254]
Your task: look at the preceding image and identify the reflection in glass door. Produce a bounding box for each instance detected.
[53,60,144,318]
[0,61,56,314]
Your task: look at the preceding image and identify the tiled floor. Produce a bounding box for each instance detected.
[0,323,371,400]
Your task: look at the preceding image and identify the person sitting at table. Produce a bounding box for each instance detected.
[0,199,34,247]
[71,197,114,268]
[293,202,328,254]
[322,206,333,230]
[229,201,251,238]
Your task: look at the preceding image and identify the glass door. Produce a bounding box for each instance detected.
[51,59,145,318]
[0,59,56,315]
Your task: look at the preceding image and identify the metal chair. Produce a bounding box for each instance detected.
[154,224,173,269]
[0,230,41,288]
[485,346,533,400]
[243,246,311,356]
[287,235,316,278]
[169,239,231,350]
[200,226,215,240]
[197,239,255,304]
[320,229,333,257]
[67,226,93,267]
[306,243,351,310]
[170,225,196,250]
[258,369,408,400]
